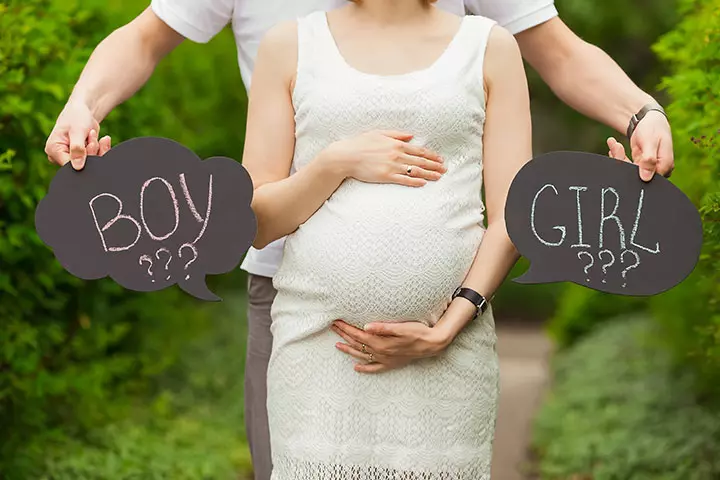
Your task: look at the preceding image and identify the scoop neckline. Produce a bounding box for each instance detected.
[319,12,469,81]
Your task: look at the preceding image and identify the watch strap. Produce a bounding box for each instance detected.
[452,287,489,318]
[627,102,667,139]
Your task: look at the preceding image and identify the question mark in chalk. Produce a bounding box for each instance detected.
[179,243,198,281]
[139,255,155,283]
[620,249,641,288]
[598,249,615,284]
[155,248,172,281]
[577,251,594,282]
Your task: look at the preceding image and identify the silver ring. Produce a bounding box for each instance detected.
[368,352,375,363]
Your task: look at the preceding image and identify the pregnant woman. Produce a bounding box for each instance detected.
[243,0,531,478]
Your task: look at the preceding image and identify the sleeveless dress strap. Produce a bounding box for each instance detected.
[452,15,497,106]
[295,12,341,85]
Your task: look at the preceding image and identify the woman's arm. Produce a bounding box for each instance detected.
[243,22,447,249]
[434,25,532,341]
[242,21,346,250]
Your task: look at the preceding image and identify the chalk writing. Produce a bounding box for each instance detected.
[139,254,155,282]
[155,247,172,281]
[598,249,615,284]
[599,187,626,250]
[531,184,567,246]
[179,243,198,280]
[140,177,180,241]
[569,186,590,248]
[620,249,641,288]
[179,173,213,244]
[630,188,660,254]
[89,193,142,252]
[577,251,594,282]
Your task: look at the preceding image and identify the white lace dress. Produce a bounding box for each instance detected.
[268,11,499,480]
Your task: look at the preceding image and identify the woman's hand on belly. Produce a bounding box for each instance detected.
[320,130,446,187]
[330,318,455,373]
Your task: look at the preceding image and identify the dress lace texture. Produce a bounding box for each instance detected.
[268,12,500,479]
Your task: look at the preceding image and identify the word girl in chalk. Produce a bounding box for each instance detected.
[242,1,532,478]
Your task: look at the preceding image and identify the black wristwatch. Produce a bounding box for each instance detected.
[452,287,489,320]
[627,102,667,139]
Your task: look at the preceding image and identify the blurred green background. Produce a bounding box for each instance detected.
[1,0,719,478]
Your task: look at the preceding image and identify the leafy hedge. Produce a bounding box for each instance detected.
[0,0,249,477]
[533,316,720,480]
[649,0,720,396]
[546,0,720,393]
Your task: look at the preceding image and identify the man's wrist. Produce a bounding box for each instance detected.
[68,91,103,122]
[626,99,667,139]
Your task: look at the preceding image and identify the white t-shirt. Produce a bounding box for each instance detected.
[150,0,558,278]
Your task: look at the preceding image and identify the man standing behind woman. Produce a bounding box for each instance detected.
[45,1,675,478]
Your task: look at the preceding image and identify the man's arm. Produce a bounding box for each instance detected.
[515,17,674,181]
[45,8,184,169]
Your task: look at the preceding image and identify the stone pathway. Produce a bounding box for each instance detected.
[491,320,553,480]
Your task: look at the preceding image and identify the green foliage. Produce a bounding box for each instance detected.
[533,316,720,480]
[546,285,648,347]
[0,0,249,477]
[7,295,253,480]
[492,259,565,320]
[648,0,720,395]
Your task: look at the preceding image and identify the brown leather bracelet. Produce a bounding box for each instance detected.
[627,102,667,139]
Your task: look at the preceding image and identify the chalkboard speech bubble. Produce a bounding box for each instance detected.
[35,137,256,301]
[505,151,702,296]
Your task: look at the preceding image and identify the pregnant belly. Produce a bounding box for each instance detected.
[273,182,485,326]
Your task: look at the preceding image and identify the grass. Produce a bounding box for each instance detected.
[14,291,254,480]
[531,315,720,480]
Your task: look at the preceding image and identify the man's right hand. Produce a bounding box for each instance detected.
[45,101,112,170]
[320,130,446,187]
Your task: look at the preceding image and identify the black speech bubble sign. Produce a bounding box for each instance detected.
[505,151,702,296]
[35,137,256,301]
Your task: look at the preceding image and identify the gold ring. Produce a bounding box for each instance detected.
[368,352,375,363]
[361,343,368,354]
[406,165,413,176]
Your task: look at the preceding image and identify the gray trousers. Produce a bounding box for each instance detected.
[244,274,277,480]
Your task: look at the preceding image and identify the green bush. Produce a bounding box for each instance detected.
[532,316,720,480]
[0,0,249,476]
[546,285,648,347]
[548,0,720,377]
[649,0,720,396]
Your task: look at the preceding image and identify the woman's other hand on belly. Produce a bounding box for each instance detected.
[319,130,446,187]
[330,316,458,374]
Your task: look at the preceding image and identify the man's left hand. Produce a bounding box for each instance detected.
[331,319,451,374]
[608,110,675,181]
